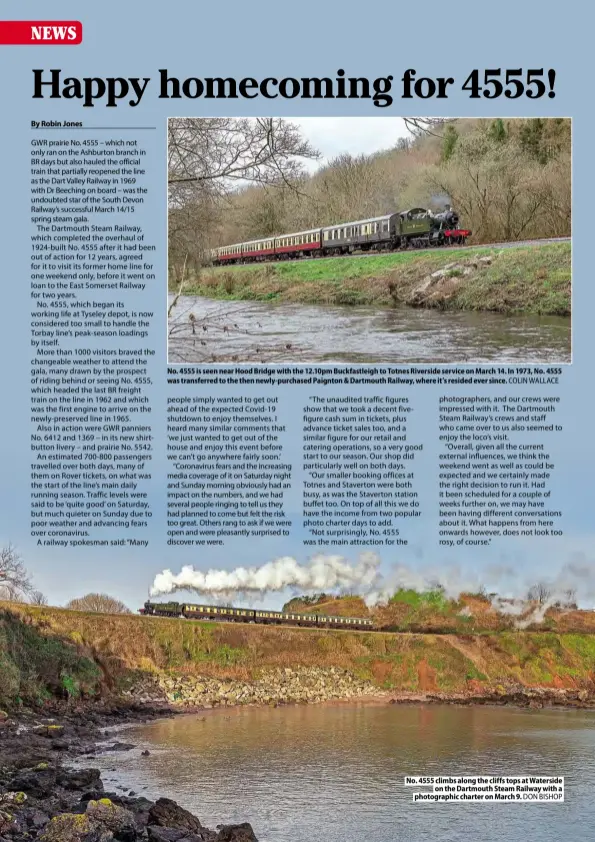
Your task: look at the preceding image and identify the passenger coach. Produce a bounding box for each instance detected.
[210,204,471,264]
[140,600,376,631]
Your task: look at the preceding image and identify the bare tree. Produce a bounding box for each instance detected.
[553,588,578,610]
[0,544,34,601]
[30,590,48,606]
[403,118,453,137]
[168,117,319,195]
[65,593,131,614]
[168,117,319,278]
[526,582,552,604]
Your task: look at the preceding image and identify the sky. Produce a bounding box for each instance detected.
[290,117,409,170]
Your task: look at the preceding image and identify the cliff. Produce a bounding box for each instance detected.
[2,603,595,712]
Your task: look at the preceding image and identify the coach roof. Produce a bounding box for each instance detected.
[322,213,394,230]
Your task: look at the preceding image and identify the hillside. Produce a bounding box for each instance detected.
[176,242,571,316]
[2,603,595,712]
[282,595,370,617]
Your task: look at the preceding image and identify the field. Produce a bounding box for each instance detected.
[171,242,571,316]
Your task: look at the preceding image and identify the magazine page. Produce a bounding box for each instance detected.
[0,3,586,840]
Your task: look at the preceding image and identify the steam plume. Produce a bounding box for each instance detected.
[150,550,595,628]
[150,552,381,599]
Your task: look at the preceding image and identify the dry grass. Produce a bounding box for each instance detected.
[284,596,370,618]
[3,602,595,703]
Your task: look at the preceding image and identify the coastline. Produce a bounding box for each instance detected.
[2,687,593,842]
[0,704,260,842]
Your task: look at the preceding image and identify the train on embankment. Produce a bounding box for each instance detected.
[140,600,375,630]
[211,206,471,265]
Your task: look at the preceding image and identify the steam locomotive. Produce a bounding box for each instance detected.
[140,600,375,631]
[212,206,470,265]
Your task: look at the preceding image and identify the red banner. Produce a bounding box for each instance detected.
[0,21,82,45]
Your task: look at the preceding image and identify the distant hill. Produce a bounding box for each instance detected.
[283,595,370,618]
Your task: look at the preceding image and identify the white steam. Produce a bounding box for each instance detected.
[150,550,595,629]
[150,552,381,599]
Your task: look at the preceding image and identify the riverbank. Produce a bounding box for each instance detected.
[171,242,571,316]
[0,705,259,842]
[3,604,595,714]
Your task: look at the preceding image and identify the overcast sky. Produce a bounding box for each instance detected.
[290,117,409,170]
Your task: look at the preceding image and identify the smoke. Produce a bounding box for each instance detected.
[364,562,484,607]
[150,552,381,599]
[430,192,452,209]
[149,550,595,628]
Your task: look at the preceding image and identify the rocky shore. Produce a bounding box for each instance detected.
[388,686,595,709]
[0,707,259,842]
[123,667,385,709]
[1,683,592,842]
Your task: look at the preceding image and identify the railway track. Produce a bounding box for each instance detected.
[143,613,592,636]
[222,236,570,268]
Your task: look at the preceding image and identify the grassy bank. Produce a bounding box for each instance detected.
[2,602,594,709]
[171,242,570,316]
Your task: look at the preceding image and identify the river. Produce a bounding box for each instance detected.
[167,296,570,364]
[95,704,592,841]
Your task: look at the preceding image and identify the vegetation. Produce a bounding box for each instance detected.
[168,117,571,281]
[0,608,101,707]
[65,593,131,614]
[3,603,595,707]
[283,595,370,617]
[173,242,570,316]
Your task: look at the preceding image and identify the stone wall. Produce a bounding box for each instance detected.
[124,667,386,709]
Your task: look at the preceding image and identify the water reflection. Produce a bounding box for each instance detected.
[95,704,593,841]
[168,297,570,364]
